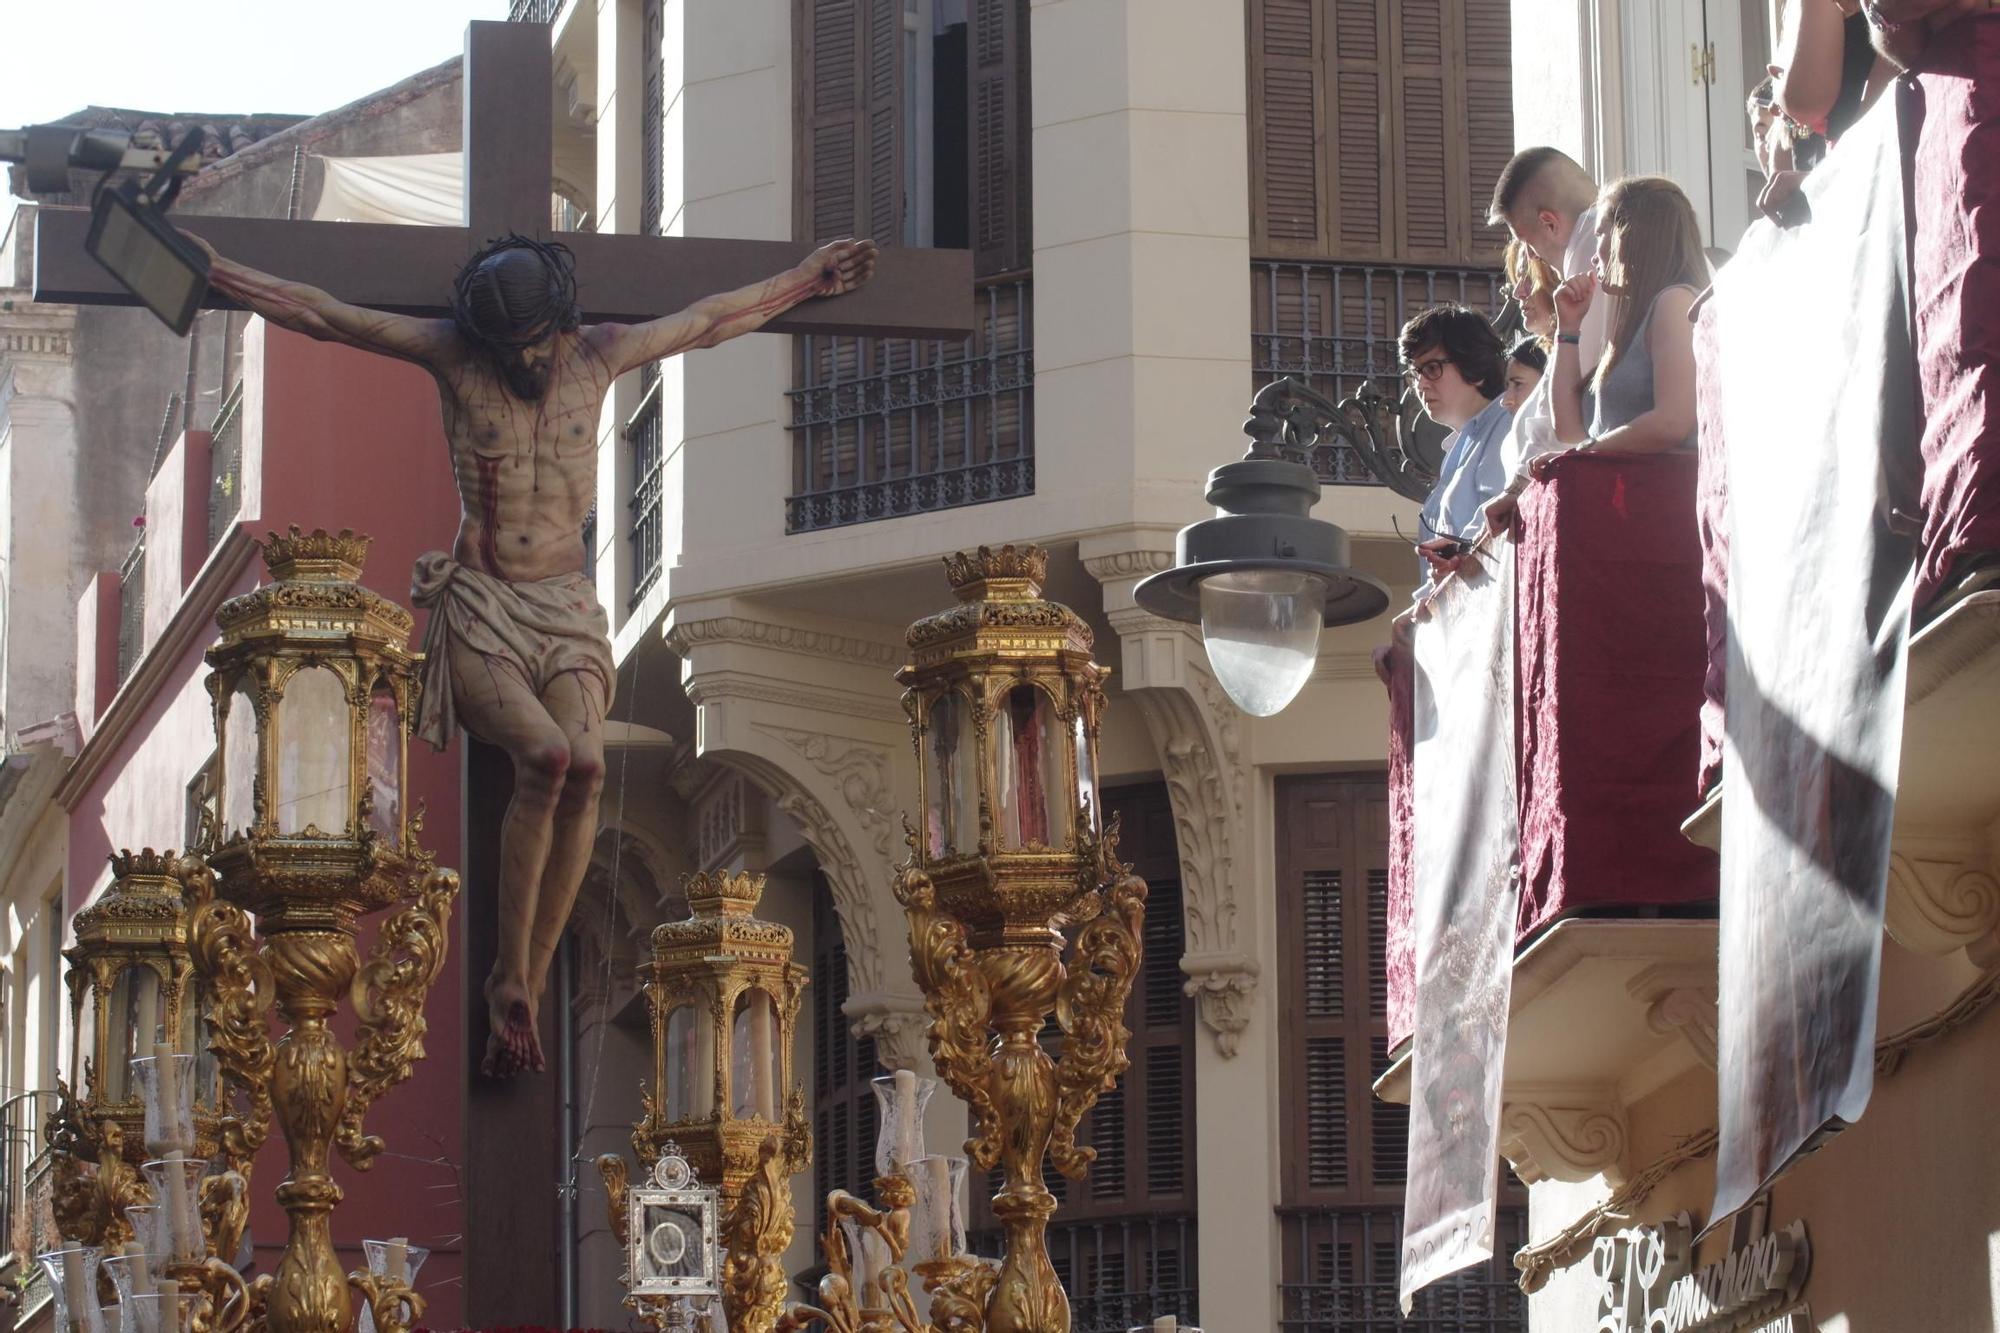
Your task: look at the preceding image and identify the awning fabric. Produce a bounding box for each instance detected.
[311,152,462,227]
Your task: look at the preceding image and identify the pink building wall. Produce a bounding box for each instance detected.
[64,322,469,1325]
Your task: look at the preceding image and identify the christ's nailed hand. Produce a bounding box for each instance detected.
[802,237,879,298]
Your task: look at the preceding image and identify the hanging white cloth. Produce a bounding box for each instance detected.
[311,152,463,226]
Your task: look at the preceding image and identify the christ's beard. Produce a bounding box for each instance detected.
[501,354,552,401]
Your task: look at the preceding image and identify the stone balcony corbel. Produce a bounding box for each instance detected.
[1497,1089,1630,1186]
[1882,831,2000,967]
[1085,536,1262,1057]
[1628,963,1720,1071]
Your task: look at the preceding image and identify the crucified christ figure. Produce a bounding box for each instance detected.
[193,230,878,1077]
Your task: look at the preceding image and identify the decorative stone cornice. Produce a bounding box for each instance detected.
[1498,1091,1629,1186]
[1179,952,1259,1057]
[1080,549,1174,582]
[666,615,904,670]
[1628,963,1720,1071]
[1884,835,2000,965]
[682,669,907,726]
[843,991,932,1071]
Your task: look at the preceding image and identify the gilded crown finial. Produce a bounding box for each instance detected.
[941,544,1047,602]
[259,526,372,582]
[684,869,767,918]
[109,847,181,880]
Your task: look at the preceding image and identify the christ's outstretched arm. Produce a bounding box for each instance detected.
[593,237,878,376]
[185,233,458,368]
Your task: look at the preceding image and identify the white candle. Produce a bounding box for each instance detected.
[60,1249,90,1326]
[152,1043,183,1153]
[750,991,776,1121]
[134,974,159,1055]
[386,1237,409,1283]
[123,1241,152,1297]
[893,1068,920,1169]
[1152,1318,1177,1333]
[162,1152,194,1261]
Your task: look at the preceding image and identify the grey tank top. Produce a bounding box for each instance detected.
[1590,285,1697,447]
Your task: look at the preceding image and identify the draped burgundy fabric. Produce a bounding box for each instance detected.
[1514,453,1717,935]
[1386,637,1417,1050]
[1912,15,2000,609]
[1694,302,1730,797]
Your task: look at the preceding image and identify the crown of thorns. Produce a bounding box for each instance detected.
[451,234,581,348]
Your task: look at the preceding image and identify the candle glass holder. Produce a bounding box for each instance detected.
[838,1215,895,1314]
[138,1158,207,1267]
[36,1245,107,1333]
[117,1289,200,1333]
[100,1249,163,1305]
[123,1206,161,1262]
[904,1154,969,1267]
[869,1071,936,1175]
[130,1053,198,1157]
[357,1238,430,1333]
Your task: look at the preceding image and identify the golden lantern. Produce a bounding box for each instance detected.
[761,544,1147,1333]
[600,870,811,1333]
[188,527,457,1333]
[49,848,226,1253]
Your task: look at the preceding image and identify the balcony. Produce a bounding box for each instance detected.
[785,275,1033,533]
[507,0,565,22]
[116,530,146,684]
[1278,1206,1528,1332]
[627,370,664,606]
[969,1213,1197,1333]
[1251,260,1505,485]
[2,1090,59,1314]
[207,379,245,553]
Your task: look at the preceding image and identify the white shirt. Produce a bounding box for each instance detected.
[1501,204,1608,478]
[1420,396,1515,547]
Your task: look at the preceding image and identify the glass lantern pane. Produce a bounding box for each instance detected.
[183,978,221,1107]
[366,683,401,843]
[665,1004,714,1121]
[730,989,780,1121]
[998,685,1069,849]
[222,682,258,838]
[276,667,351,836]
[1075,714,1098,834]
[107,966,161,1102]
[924,693,979,858]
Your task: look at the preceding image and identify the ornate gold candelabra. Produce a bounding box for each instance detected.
[768,544,1147,1333]
[600,869,812,1332]
[187,528,457,1333]
[47,848,229,1257]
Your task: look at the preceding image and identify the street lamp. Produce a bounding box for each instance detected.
[1134,378,1393,716]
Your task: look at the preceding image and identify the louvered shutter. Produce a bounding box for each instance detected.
[1331,0,1390,257]
[1390,0,1455,259]
[1249,0,1325,255]
[800,0,903,244]
[1462,0,1514,259]
[968,0,1031,275]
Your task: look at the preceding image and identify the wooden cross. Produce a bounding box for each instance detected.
[32,20,971,339]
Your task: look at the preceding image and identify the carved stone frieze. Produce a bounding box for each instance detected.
[1627,964,1720,1071]
[666,615,904,670]
[771,788,883,994]
[1498,1091,1630,1185]
[758,727,895,862]
[1884,836,2000,965]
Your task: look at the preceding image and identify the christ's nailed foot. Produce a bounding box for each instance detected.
[481,975,545,1079]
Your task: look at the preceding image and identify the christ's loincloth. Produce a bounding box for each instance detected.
[409,551,615,751]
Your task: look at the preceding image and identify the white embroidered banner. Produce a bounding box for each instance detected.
[1401,542,1521,1310]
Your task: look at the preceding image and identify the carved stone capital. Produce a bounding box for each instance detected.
[1627,964,1719,1071]
[843,991,932,1071]
[1884,835,2000,965]
[1180,953,1260,1058]
[1498,1090,1629,1186]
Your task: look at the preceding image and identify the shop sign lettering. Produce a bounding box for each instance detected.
[1591,1211,1810,1333]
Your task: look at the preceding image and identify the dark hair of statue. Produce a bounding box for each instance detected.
[1398,304,1508,401]
[450,235,582,400]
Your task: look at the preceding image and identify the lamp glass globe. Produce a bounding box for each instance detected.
[1197,568,1324,717]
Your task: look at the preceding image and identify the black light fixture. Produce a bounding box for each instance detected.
[83,129,210,335]
[1134,377,1393,717]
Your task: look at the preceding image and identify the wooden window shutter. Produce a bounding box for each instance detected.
[1249,0,1326,256]
[969,0,1032,276]
[1389,0,1455,259]
[799,0,903,244]
[1330,0,1390,258]
[1462,0,1514,260]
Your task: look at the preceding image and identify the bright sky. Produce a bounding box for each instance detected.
[3,1,505,209]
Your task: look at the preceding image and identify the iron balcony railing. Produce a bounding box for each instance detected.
[967,1213,1197,1333]
[508,0,566,22]
[627,371,665,607]
[1277,1206,1528,1332]
[208,379,246,552]
[1251,261,1506,485]
[786,275,1033,534]
[117,530,147,684]
[3,1091,59,1294]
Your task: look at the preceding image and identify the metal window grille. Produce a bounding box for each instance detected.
[207,380,246,552]
[1251,261,1506,485]
[785,275,1033,533]
[117,532,147,684]
[1277,1206,1529,1332]
[965,1214,1198,1333]
[1,1090,59,1296]
[626,374,665,607]
[508,0,566,22]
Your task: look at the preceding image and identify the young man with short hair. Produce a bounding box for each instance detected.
[1400,304,1512,581]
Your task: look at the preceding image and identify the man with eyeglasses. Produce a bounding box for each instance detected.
[1401,305,1513,581]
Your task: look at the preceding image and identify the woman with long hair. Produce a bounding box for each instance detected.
[1549,175,1706,456]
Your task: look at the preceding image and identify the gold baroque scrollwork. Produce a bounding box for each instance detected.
[182,856,277,1175]
[1047,872,1145,1180]
[346,1269,425,1333]
[722,1136,797,1333]
[597,1152,631,1249]
[893,863,999,1170]
[338,867,459,1170]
